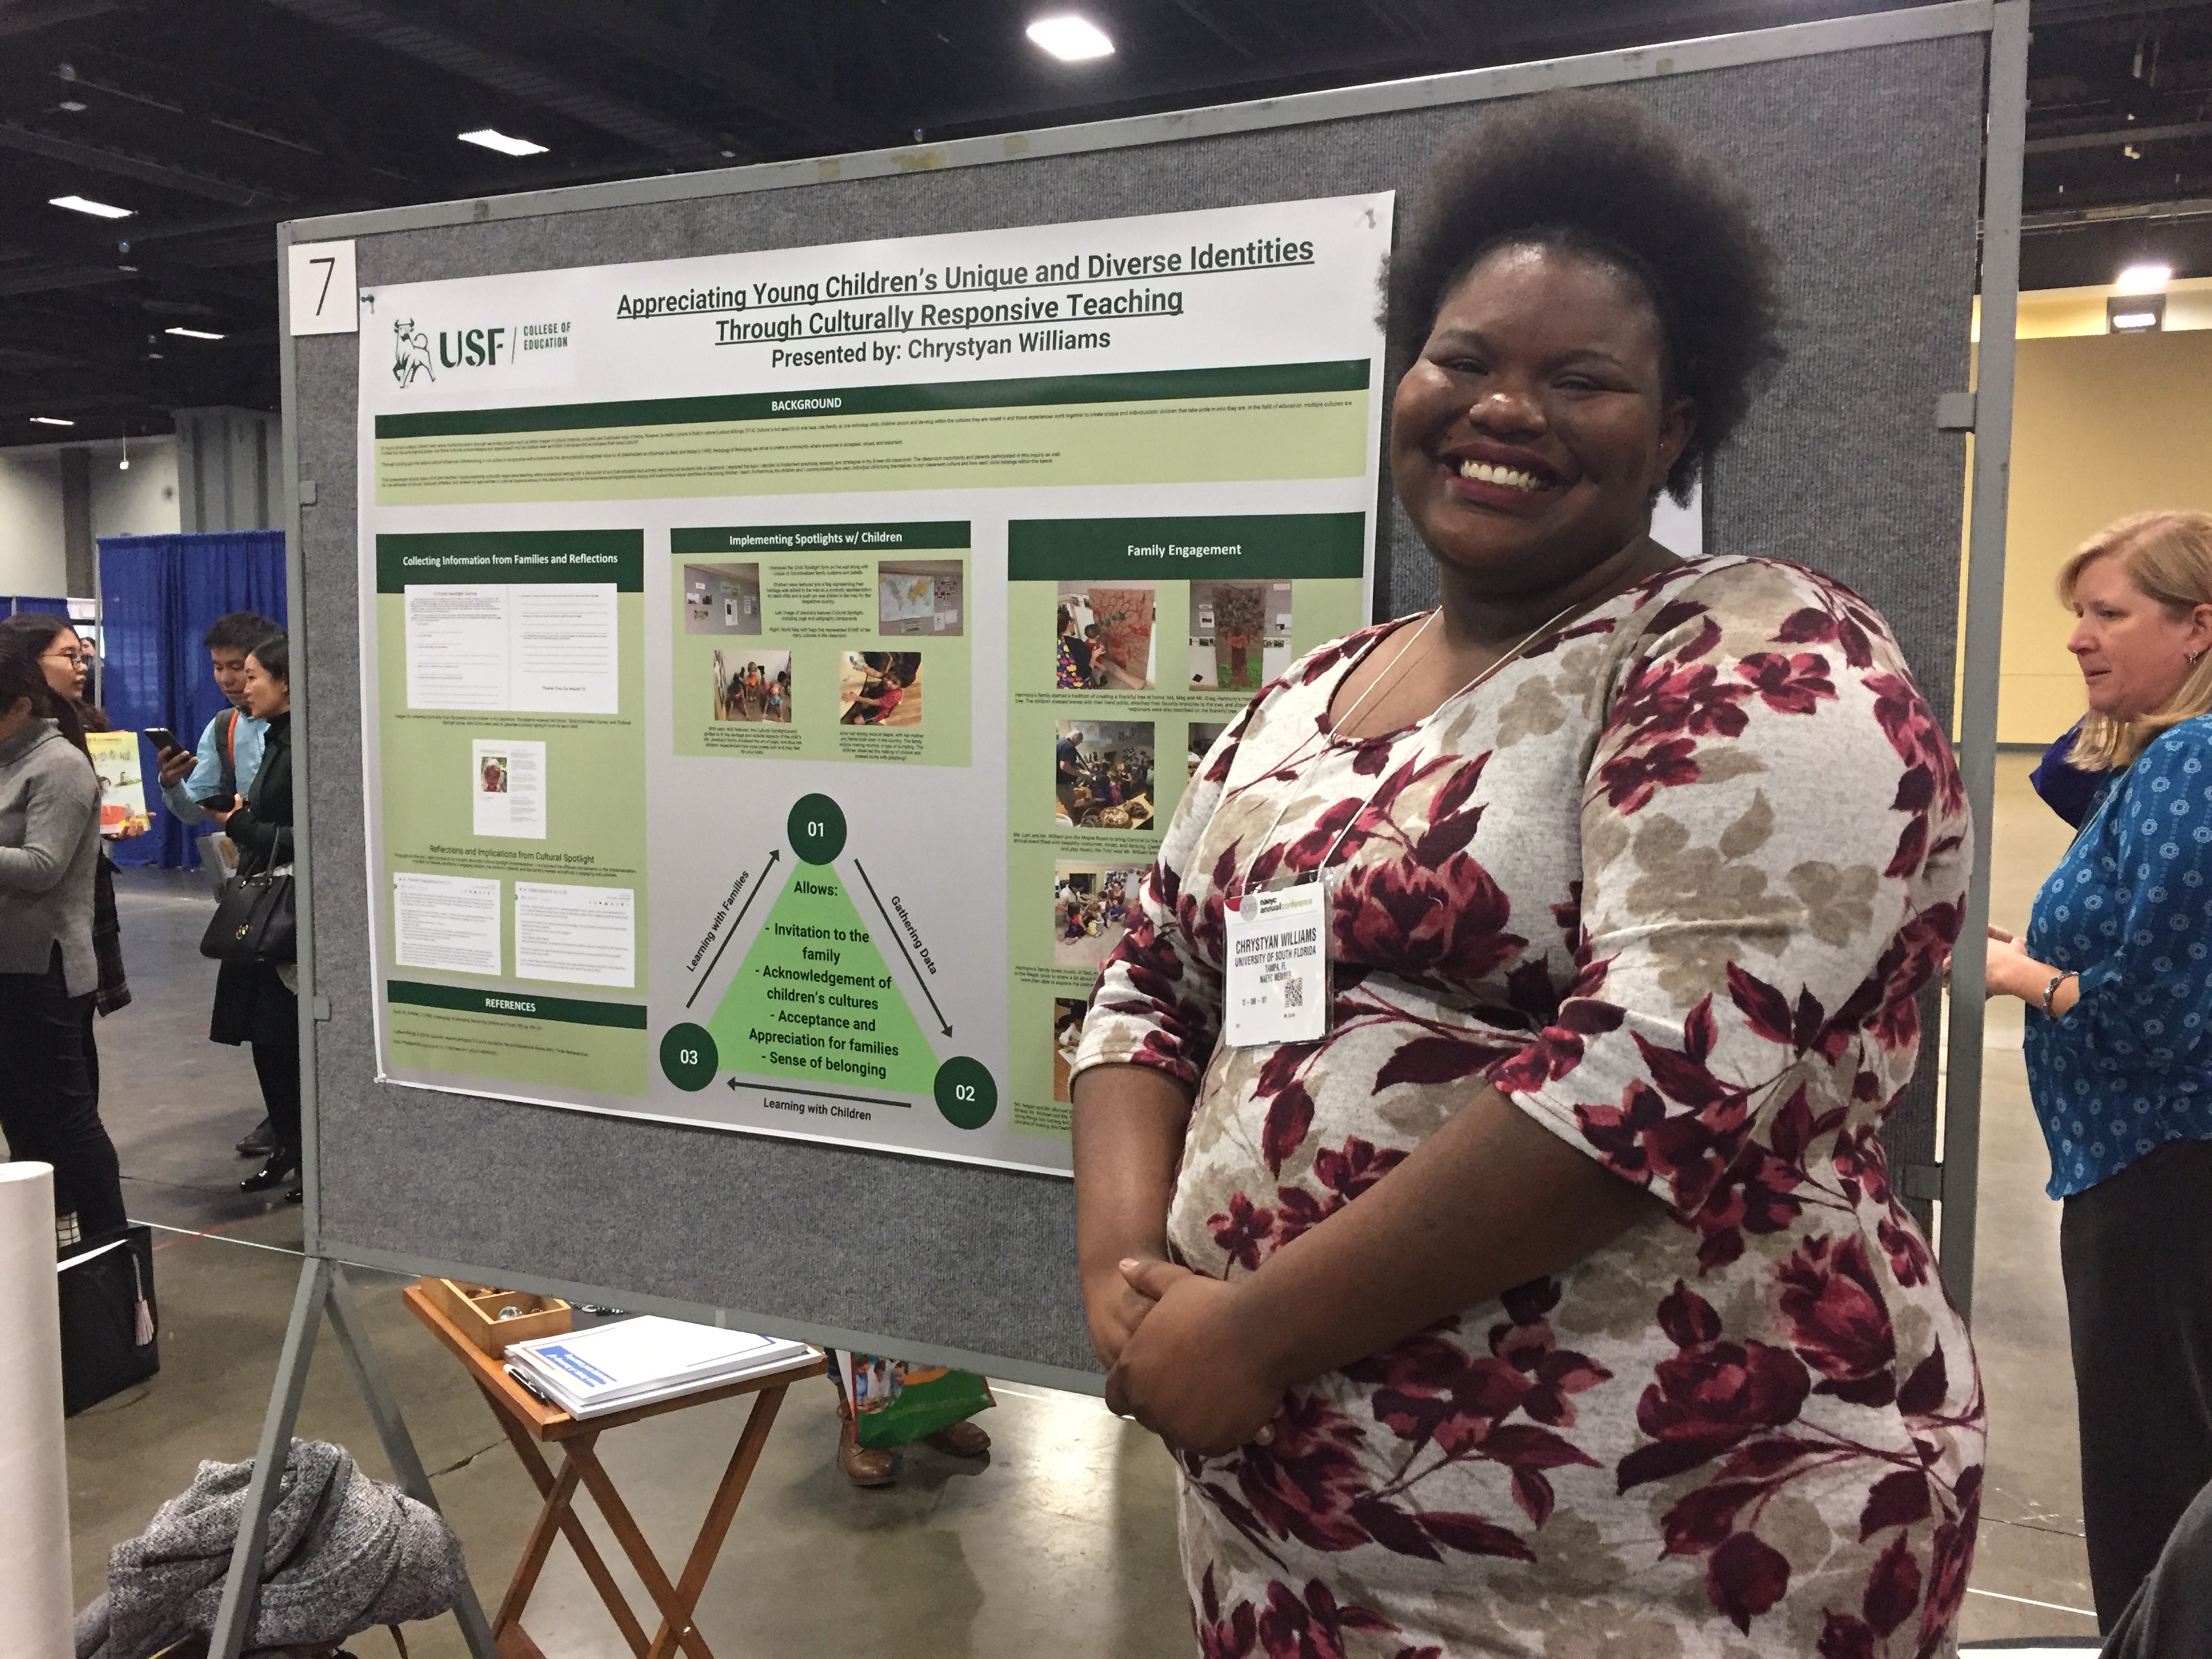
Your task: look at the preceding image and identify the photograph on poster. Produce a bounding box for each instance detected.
[838,650,922,726]
[1189,579,1293,691]
[1188,720,1230,779]
[684,562,762,635]
[1052,996,1089,1103]
[712,651,792,722]
[1054,720,1155,831]
[1054,864,1146,970]
[1056,580,1155,691]
[878,559,964,638]
[472,738,546,838]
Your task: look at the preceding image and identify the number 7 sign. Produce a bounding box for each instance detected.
[287,239,358,335]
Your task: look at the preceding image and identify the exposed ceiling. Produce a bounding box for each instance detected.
[0,0,2206,445]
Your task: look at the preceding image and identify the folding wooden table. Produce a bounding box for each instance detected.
[403,1284,827,1659]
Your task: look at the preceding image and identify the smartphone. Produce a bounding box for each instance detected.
[142,726,180,752]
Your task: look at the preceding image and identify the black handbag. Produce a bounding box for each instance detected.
[58,1224,159,1415]
[201,869,296,964]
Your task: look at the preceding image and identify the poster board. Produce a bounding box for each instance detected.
[288,6,1996,1385]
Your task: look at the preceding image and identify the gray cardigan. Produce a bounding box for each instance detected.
[0,718,101,995]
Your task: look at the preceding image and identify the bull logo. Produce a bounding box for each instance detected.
[392,318,435,387]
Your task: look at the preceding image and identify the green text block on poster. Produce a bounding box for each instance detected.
[1007,512,1366,581]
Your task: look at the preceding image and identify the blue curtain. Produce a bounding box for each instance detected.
[5,596,72,616]
[97,532,287,869]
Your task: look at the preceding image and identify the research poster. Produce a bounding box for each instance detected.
[356,192,1391,1175]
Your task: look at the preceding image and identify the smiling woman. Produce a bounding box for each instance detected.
[1070,91,1984,1656]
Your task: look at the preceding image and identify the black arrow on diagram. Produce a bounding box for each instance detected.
[684,848,779,1010]
[851,859,953,1038]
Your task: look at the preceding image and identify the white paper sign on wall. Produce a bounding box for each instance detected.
[288,240,358,335]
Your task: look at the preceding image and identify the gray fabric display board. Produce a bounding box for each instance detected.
[285,3,2005,1386]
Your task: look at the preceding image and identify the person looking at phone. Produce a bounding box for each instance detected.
[203,632,300,1201]
[155,611,279,829]
[152,611,280,1156]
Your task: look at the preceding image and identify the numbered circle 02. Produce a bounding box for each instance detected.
[787,794,847,865]
[933,1056,998,1130]
[659,1023,719,1092]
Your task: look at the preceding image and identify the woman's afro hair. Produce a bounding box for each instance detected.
[1387,89,1782,505]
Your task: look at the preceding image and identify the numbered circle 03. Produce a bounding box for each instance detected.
[659,1023,719,1092]
[933,1056,998,1130]
[787,794,846,865]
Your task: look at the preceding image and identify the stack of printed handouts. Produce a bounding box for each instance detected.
[504,1316,817,1418]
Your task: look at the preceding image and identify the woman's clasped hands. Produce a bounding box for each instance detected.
[1101,1256,1288,1457]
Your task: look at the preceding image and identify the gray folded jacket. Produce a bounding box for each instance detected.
[76,1437,468,1659]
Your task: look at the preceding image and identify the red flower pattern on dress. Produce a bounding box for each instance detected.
[1076,558,1982,1656]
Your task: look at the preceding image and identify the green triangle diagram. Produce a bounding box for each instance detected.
[705,863,941,1094]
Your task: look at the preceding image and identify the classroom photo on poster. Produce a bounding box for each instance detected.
[713,652,792,723]
[1055,581,1155,691]
[838,651,921,726]
[1054,721,1155,832]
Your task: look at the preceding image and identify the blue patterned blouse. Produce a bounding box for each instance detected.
[2025,714,2212,1197]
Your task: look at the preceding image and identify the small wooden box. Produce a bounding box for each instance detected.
[415,1277,571,1358]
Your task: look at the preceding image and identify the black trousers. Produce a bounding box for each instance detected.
[0,947,127,1241]
[253,1027,302,1160]
[2062,1136,2212,1629]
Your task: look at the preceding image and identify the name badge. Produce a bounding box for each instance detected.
[1223,882,1329,1048]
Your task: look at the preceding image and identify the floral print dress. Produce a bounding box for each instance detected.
[1073,556,1983,1658]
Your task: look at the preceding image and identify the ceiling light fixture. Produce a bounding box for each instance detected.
[2114,262,2172,294]
[50,194,133,220]
[1026,15,1115,60]
[58,99,86,112]
[30,416,75,427]
[2108,293,2165,333]
[457,128,548,157]
[164,325,226,340]
[119,432,129,472]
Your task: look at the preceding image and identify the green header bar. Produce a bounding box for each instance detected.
[388,979,649,1029]
[373,360,1369,440]
[375,531,644,593]
[671,521,970,556]
[1008,512,1367,581]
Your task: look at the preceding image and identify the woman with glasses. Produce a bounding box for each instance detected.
[2,615,138,1206]
[0,625,126,1245]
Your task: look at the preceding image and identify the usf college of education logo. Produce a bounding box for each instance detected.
[392,318,433,387]
[391,318,515,388]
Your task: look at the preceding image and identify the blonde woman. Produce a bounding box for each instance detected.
[1983,509,2212,1629]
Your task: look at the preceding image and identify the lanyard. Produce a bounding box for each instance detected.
[1233,596,1587,897]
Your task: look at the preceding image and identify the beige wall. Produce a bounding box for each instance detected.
[0,448,66,596]
[1997,329,2212,744]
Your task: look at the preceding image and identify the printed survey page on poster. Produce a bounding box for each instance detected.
[356,192,1391,1176]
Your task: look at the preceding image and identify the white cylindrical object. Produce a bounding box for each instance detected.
[0,1164,74,1659]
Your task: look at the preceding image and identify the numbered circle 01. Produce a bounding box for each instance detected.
[659,1023,718,1092]
[787,794,846,865]
[933,1056,998,1130]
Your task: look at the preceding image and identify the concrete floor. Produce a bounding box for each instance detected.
[60,760,2102,1655]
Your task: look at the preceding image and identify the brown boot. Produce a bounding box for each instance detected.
[838,1403,895,1488]
[925,1418,991,1458]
